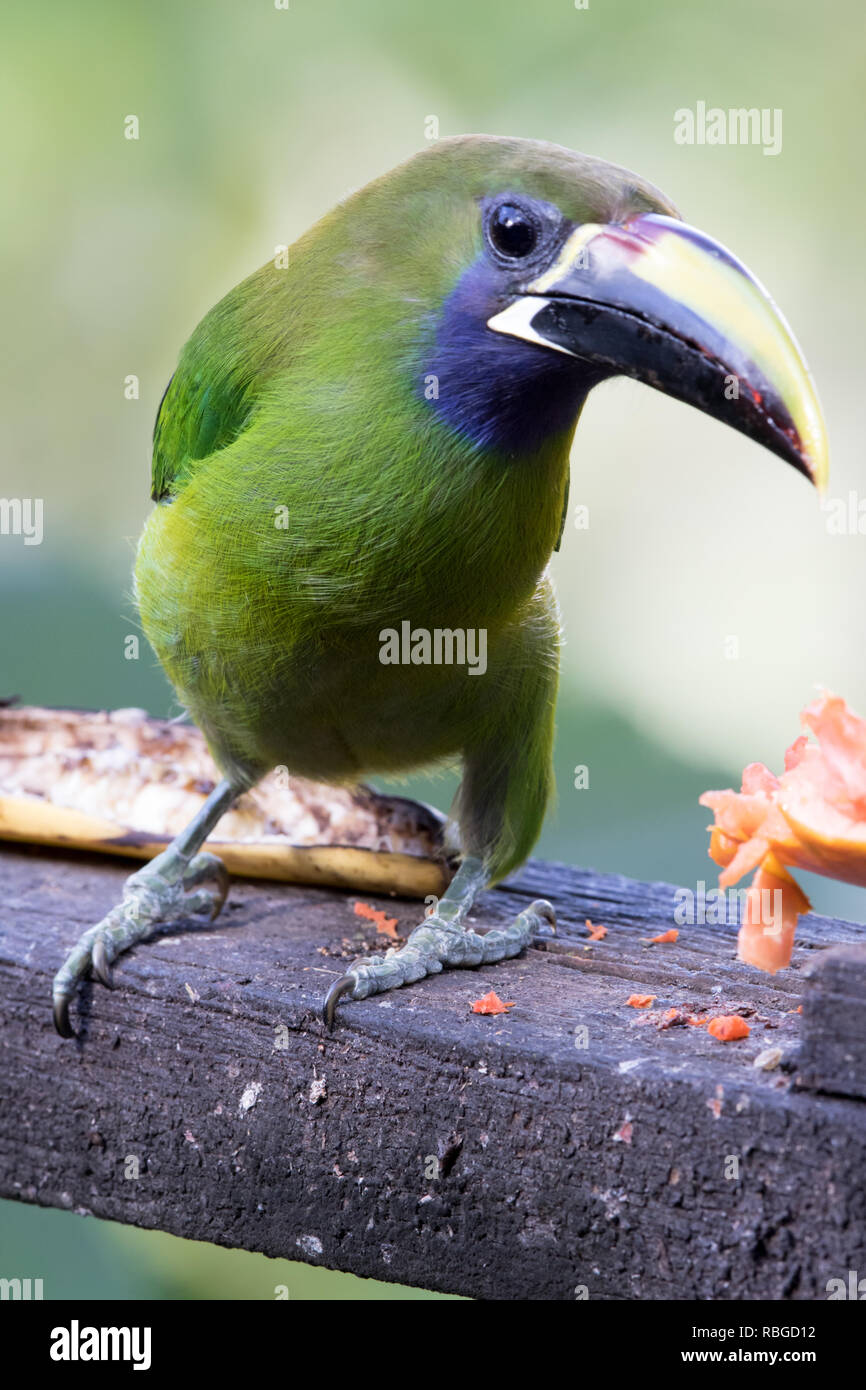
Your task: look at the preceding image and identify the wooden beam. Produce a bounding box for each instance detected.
[797,944,866,1100]
[2,843,866,1299]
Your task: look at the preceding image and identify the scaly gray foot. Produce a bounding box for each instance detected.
[53,848,229,1038]
[323,898,555,1027]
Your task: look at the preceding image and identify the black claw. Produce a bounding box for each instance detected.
[92,938,114,988]
[209,875,229,920]
[323,975,356,1030]
[531,899,557,935]
[53,996,74,1039]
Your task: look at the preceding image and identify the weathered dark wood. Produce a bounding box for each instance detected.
[797,944,866,1100]
[2,842,866,1300]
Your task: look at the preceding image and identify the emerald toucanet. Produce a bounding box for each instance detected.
[53,135,828,1037]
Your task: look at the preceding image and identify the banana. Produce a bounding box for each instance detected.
[0,704,451,898]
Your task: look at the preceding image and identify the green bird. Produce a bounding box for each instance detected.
[53,135,828,1037]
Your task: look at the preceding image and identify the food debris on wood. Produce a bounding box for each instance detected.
[470,990,515,1016]
[753,1046,784,1070]
[635,1006,706,1029]
[308,1076,327,1104]
[629,995,792,1041]
[353,900,399,938]
[238,1080,263,1115]
[706,1015,751,1042]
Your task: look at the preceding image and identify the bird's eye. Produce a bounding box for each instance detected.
[487,203,538,259]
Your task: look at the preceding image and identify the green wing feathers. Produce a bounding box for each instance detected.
[149,263,294,501]
[151,367,252,502]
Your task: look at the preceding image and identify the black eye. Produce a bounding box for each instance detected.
[488,203,538,259]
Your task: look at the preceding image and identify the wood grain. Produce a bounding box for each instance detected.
[2,843,865,1299]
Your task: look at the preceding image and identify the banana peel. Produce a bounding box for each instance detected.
[0,704,451,898]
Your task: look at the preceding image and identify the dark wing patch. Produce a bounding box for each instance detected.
[151,368,253,502]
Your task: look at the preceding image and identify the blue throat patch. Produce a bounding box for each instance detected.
[422,256,601,458]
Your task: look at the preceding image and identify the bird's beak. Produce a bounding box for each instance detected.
[487,213,828,488]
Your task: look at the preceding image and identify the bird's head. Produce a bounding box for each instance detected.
[333,135,826,484]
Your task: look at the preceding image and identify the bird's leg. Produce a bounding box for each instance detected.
[323,854,555,1026]
[53,778,238,1037]
[324,586,562,1028]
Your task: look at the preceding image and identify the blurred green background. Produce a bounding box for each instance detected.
[2,0,864,1298]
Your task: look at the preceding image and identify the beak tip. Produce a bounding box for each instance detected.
[804,437,830,495]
